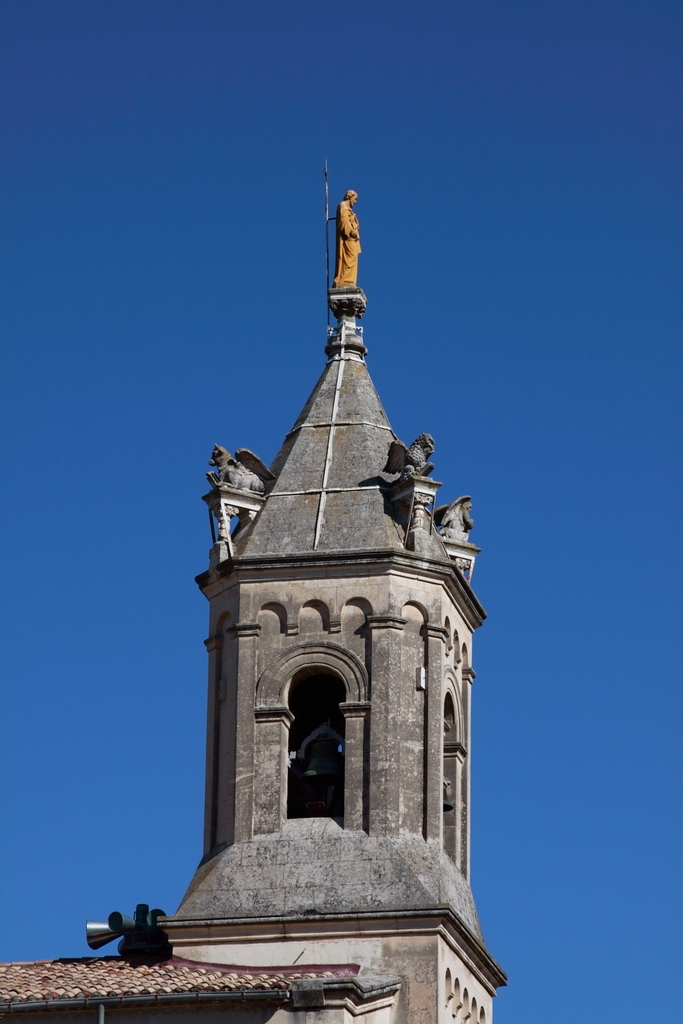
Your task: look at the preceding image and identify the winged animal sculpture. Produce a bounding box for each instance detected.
[383,433,436,481]
[207,444,275,494]
[434,496,474,543]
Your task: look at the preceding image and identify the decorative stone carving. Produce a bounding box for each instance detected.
[410,488,434,534]
[326,287,368,360]
[383,434,436,482]
[327,286,367,321]
[440,538,481,584]
[435,496,480,582]
[203,483,266,567]
[435,496,474,542]
[203,444,274,567]
[385,473,442,555]
[207,444,275,495]
[217,503,239,542]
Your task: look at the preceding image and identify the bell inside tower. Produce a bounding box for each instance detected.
[287,672,345,820]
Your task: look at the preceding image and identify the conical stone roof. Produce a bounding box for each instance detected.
[237,351,419,556]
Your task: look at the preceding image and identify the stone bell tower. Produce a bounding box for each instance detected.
[161,270,505,1022]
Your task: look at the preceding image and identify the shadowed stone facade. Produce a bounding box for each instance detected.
[160,309,506,1023]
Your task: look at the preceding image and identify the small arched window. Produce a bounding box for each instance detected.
[452,978,461,1019]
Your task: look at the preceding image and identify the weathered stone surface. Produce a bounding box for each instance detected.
[175,819,483,941]
[315,490,402,551]
[238,356,405,557]
[333,359,386,425]
[269,431,329,493]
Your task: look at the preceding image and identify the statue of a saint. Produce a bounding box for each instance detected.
[333,190,361,287]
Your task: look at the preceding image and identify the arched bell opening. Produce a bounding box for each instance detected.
[443,691,456,859]
[287,672,346,820]
[443,688,463,864]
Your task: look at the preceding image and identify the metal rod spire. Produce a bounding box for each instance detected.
[324,161,330,327]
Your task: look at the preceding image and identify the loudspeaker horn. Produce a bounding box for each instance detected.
[107,912,136,933]
[86,920,125,950]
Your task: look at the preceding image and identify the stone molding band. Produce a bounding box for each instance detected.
[284,421,395,440]
[366,615,407,631]
[270,485,382,497]
[204,634,223,652]
[255,640,369,706]
[422,624,450,641]
[234,621,262,637]
[339,701,372,718]
[254,705,295,724]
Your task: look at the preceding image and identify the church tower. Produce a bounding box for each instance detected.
[161,213,506,1023]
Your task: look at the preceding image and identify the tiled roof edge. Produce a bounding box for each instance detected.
[0,989,289,1014]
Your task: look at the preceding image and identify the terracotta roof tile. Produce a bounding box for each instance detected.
[0,957,331,1007]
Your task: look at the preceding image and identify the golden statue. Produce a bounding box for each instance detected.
[333,190,361,287]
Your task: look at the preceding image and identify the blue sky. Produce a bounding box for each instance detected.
[1,2,681,1021]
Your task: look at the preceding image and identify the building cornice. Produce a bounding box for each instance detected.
[196,548,486,630]
[162,906,507,994]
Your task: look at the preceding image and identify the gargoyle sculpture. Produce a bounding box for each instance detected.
[383,433,436,481]
[207,444,275,494]
[434,496,474,543]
